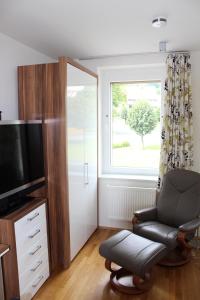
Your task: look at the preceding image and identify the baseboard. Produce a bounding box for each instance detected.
[98,226,126,231]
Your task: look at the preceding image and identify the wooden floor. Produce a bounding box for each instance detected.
[34,229,200,300]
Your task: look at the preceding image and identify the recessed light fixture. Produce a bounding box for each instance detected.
[152,17,167,28]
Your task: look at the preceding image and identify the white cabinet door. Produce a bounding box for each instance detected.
[67,64,97,260]
[67,64,87,260]
[84,76,98,238]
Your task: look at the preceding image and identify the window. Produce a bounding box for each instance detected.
[101,65,164,176]
[110,81,161,175]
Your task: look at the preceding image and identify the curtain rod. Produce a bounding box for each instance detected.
[166,51,190,55]
[79,50,190,61]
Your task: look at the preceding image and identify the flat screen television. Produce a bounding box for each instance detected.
[0,120,45,215]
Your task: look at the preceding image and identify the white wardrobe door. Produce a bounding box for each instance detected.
[67,64,97,261]
[67,64,86,260]
[84,77,98,238]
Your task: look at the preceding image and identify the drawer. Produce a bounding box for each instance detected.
[15,204,46,239]
[17,235,48,275]
[20,266,49,300]
[15,220,47,257]
[19,251,49,292]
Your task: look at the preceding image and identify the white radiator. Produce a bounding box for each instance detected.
[99,179,157,229]
[107,185,156,221]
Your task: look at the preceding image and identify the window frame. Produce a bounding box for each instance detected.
[100,65,165,176]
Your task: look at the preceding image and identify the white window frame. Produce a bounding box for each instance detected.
[100,64,165,176]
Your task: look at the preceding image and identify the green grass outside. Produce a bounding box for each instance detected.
[144,145,160,150]
[112,141,130,149]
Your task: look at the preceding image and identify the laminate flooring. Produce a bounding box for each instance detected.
[34,229,200,300]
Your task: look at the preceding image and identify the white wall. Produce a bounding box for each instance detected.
[99,177,157,229]
[81,51,200,174]
[81,52,200,228]
[0,33,54,120]
[80,53,166,73]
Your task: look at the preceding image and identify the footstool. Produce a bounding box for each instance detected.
[99,230,167,294]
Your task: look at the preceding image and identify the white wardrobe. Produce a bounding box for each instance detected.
[67,64,98,260]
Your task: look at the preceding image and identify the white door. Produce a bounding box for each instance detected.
[67,64,97,260]
[84,76,98,238]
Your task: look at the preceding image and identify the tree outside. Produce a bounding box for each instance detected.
[111,81,161,170]
[120,104,128,122]
[112,83,127,117]
[112,83,127,108]
[127,100,158,148]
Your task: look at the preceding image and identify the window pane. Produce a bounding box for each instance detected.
[111,81,161,172]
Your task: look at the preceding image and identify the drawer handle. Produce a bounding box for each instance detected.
[29,245,42,255]
[31,260,43,272]
[27,212,39,222]
[28,229,41,239]
[32,275,44,288]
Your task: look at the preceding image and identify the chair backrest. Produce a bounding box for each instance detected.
[157,169,200,227]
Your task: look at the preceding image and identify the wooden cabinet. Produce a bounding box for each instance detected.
[0,198,49,300]
[0,245,9,300]
[18,57,98,270]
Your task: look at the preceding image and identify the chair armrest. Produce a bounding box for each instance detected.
[134,207,157,222]
[179,218,200,232]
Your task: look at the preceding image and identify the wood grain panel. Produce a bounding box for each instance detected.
[64,57,98,78]
[18,62,70,272]
[0,244,9,257]
[18,65,47,200]
[18,65,45,120]
[57,58,70,268]
[43,62,70,270]
[0,219,19,300]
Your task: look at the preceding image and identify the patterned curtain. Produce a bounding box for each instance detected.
[158,53,193,188]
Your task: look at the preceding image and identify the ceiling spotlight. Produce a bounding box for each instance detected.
[152,17,167,28]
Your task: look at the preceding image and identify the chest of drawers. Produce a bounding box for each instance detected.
[0,198,50,300]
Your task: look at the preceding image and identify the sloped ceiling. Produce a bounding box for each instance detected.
[0,0,199,59]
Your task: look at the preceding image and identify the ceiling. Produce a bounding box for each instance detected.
[0,0,199,59]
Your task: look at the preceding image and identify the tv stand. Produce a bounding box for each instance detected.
[0,195,36,217]
[0,197,49,300]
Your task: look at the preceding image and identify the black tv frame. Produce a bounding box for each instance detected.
[0,120,45,216]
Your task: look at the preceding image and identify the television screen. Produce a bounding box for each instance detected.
[0,121,45,201]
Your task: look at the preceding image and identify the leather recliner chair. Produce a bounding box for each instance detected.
[133,169,200,266]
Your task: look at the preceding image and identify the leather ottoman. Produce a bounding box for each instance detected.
[99,230,167,294]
